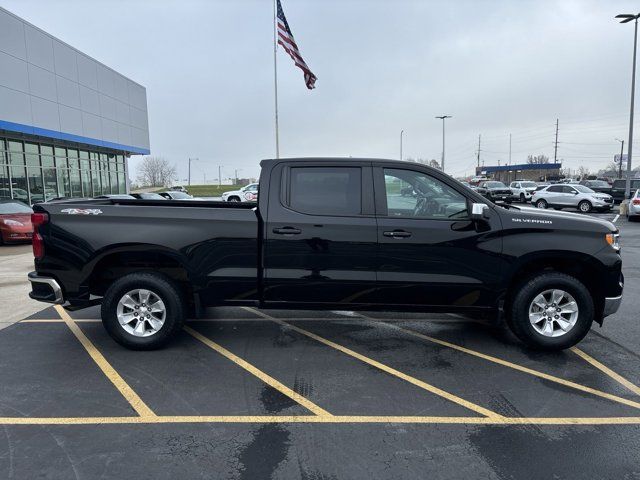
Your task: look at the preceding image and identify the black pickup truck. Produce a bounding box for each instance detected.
[28,158,623,351]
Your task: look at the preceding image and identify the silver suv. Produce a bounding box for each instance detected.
[531,184,614,213]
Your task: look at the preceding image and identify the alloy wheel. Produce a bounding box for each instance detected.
[116,289,166,337]
[528,289,579,337]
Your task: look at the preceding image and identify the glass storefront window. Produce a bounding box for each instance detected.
[0,164,10,199]
[27,167,44,203]
[43,168,58,201]
[10,166,29,203]
[1,136,128,202]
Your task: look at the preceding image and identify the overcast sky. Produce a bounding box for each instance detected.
[3,0,640,182]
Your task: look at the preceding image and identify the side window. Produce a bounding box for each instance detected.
[383,168,468,219]
[562,186,576,194]
[514,183,520,188]
[547,185,562,193]
[289,166,361,216]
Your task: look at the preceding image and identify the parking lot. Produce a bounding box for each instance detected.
[0,209,639,479]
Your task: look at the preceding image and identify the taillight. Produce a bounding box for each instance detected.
[632,199,640,205]
[31,212,48,259]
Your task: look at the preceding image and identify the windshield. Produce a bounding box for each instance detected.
[168,191,192,199]
[0,201,33,214]
[140,193,165,199]
[486,182,507,188]
[521,182,536,187]
[573,185,595,193]
[589,181,609,187]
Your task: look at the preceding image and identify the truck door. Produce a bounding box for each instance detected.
[373,166,503,308]
[263,162,378,306]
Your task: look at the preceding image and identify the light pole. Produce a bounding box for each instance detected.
[188,158,198,186]
[616,138,625,179]
[435,115,452,172]
[400,130,404,161]
[235,168,242,185]
[616,12,640,199]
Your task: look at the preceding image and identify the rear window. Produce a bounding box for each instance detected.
[289,167,361,216]
[613,179,640,189]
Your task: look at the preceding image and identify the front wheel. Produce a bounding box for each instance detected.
[578,200,592,213]
[520,193,525,203]
[101,272,185,350]
[535,199,548,209]
[507,272,594,350]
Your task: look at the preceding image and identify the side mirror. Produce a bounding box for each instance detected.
[572,191,578,195]
[471,203,489,220]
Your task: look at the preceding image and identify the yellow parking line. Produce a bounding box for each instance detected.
[571,347,640,397]
[243,308,502,419]
[379,321,640,410]
[21,319,101,323]
[184,326,332,417]
[0,415,639,425]
[53,305,156,418]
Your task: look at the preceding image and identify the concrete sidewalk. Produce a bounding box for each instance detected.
[0,244,45,328]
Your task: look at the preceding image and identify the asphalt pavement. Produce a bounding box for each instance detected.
[0,207,638,479]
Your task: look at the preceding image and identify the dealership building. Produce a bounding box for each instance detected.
[476,162,562,183]
[0,6,149,204]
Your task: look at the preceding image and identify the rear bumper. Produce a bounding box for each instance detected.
[28,271,64,304]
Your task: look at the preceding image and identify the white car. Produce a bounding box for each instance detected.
[627,189,640,221]
[531,184,614,213]
[509,181,538,203]
[221,183,259,202]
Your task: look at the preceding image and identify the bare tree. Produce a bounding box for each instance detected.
[428,159,441,170]
[577,165,590,180]
[527,154,550,164]
[136,157,177,187]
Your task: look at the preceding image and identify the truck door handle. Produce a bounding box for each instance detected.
[273,227,302,235]
[383,230,412,238]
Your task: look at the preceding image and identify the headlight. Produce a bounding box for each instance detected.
[606,233,620,251]
[3,219,24,227]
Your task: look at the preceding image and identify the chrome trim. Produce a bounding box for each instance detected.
[603,294,623,316]
[28,275,63,304]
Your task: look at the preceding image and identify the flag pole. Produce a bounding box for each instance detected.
[273,0,280,158]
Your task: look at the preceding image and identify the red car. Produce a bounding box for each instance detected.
[0,199,33,244]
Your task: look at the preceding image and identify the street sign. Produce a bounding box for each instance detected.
[614,154,628,164]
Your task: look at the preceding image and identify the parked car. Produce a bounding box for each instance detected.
[531,184,613,213]
[476,181,513,203]
[611,178,640,203]
[159,191,195,200]
[509,181,538,203]
[131,193,167,200]
[0,188,29,202]
[28,158,623,352]
[579,180,612,195]
[221,183,259,202]
[0,199,33,244]
[170,186,189,193]
[627,189,640,222]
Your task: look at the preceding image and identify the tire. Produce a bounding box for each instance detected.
[520,193,525,203]
[228,196,241,202]
[578,200,592,213]
[535,199,548,209]
[101,272,185,350]
[507,272,594,350]
[629,215,638,222]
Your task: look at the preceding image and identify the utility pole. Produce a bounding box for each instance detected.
[218,165,222,187]
[235,168,242,185]
[616,13,640,199]
[616,138,625,179]
[400,130,404,161]
[188,157,198,186]
[476,134,481,168]
[435,115,452,172]
[553,119,559,163]
[509,134,512,165]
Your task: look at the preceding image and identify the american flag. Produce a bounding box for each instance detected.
[276,0,317,89]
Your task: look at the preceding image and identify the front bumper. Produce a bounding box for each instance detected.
[603,294,622,316]
[28,271,64,304]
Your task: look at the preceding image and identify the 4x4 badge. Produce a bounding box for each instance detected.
[60,208,103,215]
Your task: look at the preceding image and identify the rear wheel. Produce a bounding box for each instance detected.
[101,272,185,350]
[578,200,592,213]
[228,196,241,202]
[535,199,548,209]
[507,272,593,350]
